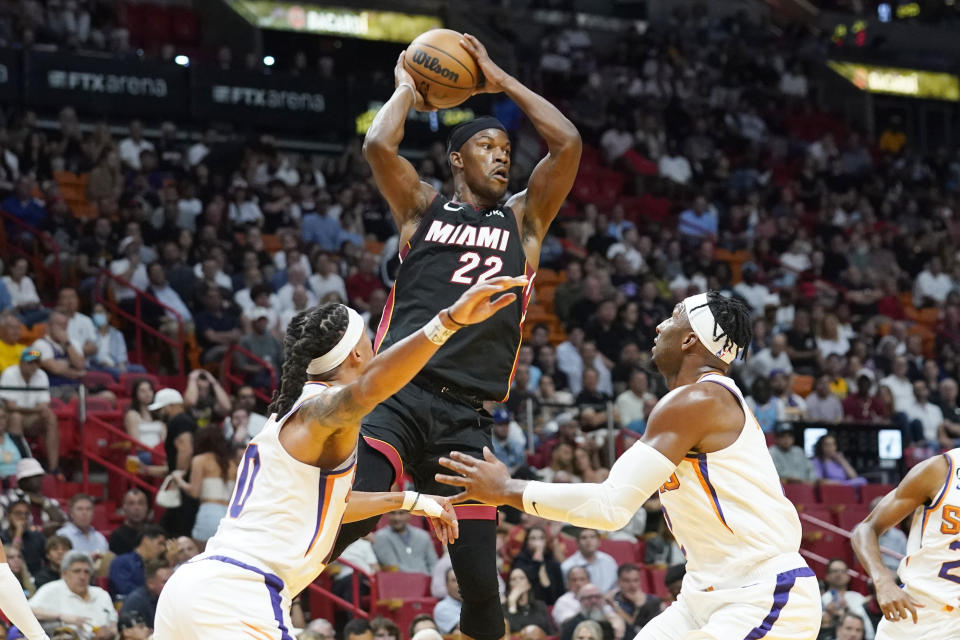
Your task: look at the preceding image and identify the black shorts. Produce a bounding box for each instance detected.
[360,379,493,496]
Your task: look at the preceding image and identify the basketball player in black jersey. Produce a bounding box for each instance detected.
[331,35,580,640]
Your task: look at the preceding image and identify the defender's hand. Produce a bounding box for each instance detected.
[876,576,923,624]
[460,34,510,94]
[412,494,459,545]
[435,447,512,505]
[394,51,432,111]
[446,276,527,327]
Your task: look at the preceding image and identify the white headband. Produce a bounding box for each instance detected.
[305,307,365,375]
[682,293,742,365]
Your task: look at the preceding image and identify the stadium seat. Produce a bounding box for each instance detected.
[599,539,638,566]
[783,484,817,508]
[375,571,431,600]
[859,484,893,505]
[556,535,577,559]
[818,484,859,508]
[644,567,671,600]
[83,370,116,390]
[835,505,871,532]
[85,397,117,413]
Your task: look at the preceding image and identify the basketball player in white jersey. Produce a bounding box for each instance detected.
[0,545,48,639]
[436,291,821,639]
[153,275,528,640]
[852,448,960,639]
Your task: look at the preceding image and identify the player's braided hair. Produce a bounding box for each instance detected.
[689,291,753,361]
[269,303,349,417]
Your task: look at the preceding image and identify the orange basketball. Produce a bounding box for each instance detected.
[404,29,478,109]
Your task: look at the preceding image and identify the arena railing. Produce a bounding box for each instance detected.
[305,557,373,620]
[0,208,62,298]
[222,343,278,407]
[94,269,187,389]
[524,398,620,464]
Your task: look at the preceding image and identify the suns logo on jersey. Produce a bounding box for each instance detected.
[942,505,960,535]
[660,473,680,492]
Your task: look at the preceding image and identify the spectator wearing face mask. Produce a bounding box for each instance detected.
[88,303,140,378]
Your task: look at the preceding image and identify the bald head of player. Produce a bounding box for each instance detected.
[270,303,373,418]
[651,291,752,388]
[446,116,510,206]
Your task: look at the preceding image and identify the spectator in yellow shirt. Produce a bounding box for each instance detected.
[0,312,24,372]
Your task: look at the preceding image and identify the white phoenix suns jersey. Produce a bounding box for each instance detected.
[657,373,805,589]
[203,381,356,596]
[898,448,960,607]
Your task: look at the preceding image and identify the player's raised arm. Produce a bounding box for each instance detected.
[320,276,526,428]
[434,385,723,530]
[362,51,438,234]
[851,455,947,624]
[459,34,581,240]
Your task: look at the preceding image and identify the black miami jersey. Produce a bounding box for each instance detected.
[375,194,535,401]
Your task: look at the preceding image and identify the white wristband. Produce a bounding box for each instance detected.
[423,315,456,345]
[398,82,416,100]
[402,491,419,511]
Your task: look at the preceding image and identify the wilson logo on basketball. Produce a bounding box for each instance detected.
[411,49,460,83]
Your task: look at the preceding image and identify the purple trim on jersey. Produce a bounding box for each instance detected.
[922,452,954,542]
[205,555,293,640]
[697,453,732,532]
[743,567,815,640]
[661,505,673,532]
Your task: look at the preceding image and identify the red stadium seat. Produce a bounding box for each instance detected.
[375,571,431,599]
[835,505,871,532]
[818,485,859,508]
[82,370,115,390]
[644,567,671,600]
[783,484,818,508]
[599,539,638,566]
[859,484,894,505]
[556,535,577,559]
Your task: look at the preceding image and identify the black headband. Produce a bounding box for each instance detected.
[446,116,507,154]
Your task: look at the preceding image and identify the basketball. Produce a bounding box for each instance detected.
[404,29,478,109]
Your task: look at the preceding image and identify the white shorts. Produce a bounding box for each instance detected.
[875,590,959,640]
[154,555,294,640]
[638,567,821,640]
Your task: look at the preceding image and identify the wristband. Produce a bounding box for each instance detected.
[402,491,419,511]
[398,82,416,100]
[423,315,456,345]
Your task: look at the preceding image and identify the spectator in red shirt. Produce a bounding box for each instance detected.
[842,373,890,423]
[346,252,385,312]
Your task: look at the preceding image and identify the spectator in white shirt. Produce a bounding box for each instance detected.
[0,350,58,472]
[109,237,149,303]
[743,334,793,389]
[193,254,233,293]
[58,288,97,359]
[227,180,263,226]
[30,550,118,638]
[600,119,635,163]
[276,265,317,314]
[559,529,618,593]
[614,369,656,431]
[309,253,348,302]
[779,63,808,97]
[657,140,692,185]
[56,494,108,556]
[145,262,192,326]
[902,380,945,445]
[732,264,770,314]
[3,256,46,327]
[879,356,914,413]
[815,313,850,361]
[118,119,154,171]
[913,256,954,307]
[605,228,644,275]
